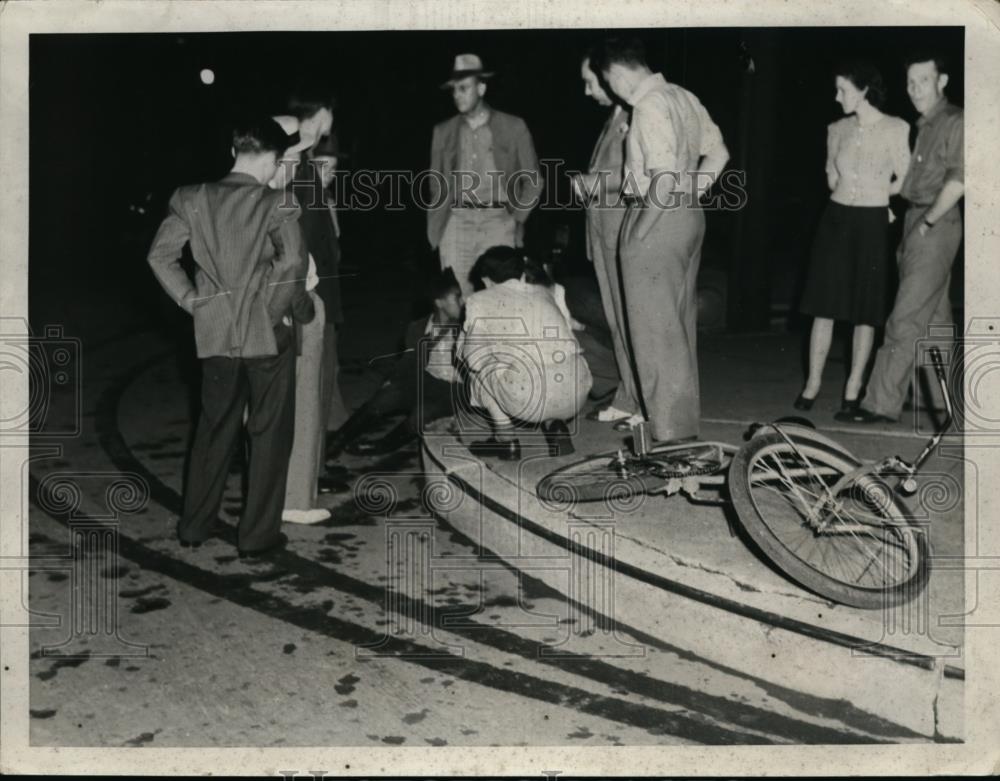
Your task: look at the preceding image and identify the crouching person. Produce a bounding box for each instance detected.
[459,246,592,460]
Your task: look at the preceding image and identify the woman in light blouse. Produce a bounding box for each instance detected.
[796,61,910,415]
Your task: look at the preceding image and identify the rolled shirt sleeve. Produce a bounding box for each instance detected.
[633,97,679,174]
[943,113,964,185]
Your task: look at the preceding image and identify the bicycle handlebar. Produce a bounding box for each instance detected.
[908,345,954,477]
[930,347,948,394]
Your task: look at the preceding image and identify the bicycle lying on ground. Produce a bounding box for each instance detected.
[536,347,955,609]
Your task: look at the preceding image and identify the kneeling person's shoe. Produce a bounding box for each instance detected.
[541,420,575,457]
[468,437,521,461]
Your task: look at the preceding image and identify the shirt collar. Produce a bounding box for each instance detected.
[626,72,666,106]
[222,171,261,185]
[917,97,950,126]
[464,104,491,130]
[498,277,530,291]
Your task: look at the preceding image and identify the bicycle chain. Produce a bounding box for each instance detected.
[630,455,724,479]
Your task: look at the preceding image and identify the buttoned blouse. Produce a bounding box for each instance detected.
[827,114,910,207]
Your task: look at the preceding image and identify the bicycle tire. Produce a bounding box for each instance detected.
[728,431,930,609]
[536,443,727,505]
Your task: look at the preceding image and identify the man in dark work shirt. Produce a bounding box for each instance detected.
[840,53,964,424]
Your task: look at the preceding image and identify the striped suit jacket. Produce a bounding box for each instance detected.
[147,172,312,359]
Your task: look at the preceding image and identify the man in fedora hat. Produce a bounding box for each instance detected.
[427,53,542,298]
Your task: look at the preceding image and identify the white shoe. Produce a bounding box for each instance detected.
[595,405,633,422]
[282,508,331,525]
[612,413,647,432]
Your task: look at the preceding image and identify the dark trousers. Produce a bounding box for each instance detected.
[327,356,456,457]
[366,353,456,434]
[179,323,296,550]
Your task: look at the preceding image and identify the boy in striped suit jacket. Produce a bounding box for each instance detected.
[147,117,313,556]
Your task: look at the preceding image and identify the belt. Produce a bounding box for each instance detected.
[454,202,507,209]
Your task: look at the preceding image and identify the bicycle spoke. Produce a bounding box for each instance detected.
[746,443,919,590]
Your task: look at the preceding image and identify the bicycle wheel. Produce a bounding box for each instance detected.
[536,443,727,505]
[728,431,930,609]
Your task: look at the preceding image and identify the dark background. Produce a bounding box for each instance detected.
[29,27,964,339]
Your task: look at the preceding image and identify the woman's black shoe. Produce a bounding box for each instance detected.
[793,393,816,411]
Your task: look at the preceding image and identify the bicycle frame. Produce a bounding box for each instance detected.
[865,345,954,495]
[611,441,738,487]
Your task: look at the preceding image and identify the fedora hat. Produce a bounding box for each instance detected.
[440,53,494,88]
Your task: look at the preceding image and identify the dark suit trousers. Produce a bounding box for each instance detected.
[179,323,296,550]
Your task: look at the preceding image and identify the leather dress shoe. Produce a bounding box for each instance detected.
[793,393,816,411]
[839,397,861,416]
[238,532,288,559]
[541,419,575,457]
[468,437,521,461]
[833,407,896,424]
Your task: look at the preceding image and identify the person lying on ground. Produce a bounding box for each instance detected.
[325,268,466,458]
